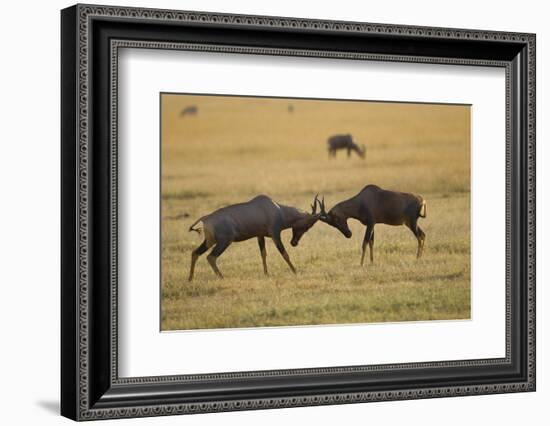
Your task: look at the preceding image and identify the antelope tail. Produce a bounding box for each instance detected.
[419,199,427,218]
[188,217,204,236]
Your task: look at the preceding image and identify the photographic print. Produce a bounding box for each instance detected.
[61,6,535,418]
[161,94,471,331]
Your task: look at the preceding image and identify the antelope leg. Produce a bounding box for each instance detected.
[257,236,268,276]
[407,221,425,259]
[416,226,426,259]
[368,229,375,263]
[361,225,374,267]
[188,240,208,282]
[207,240,231,279]
[273,237,296,274]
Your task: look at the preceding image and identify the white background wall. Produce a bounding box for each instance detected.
[0,0,546,424]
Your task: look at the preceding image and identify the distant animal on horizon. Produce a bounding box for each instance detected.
[187,195,323,281]
[163,212,190,220]
[327,134,366,159]
[288,104,294,114]
[180,105,198,117]
[318,185,427,265]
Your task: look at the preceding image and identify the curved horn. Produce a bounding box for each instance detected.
[319,196,326,214]
[311,193,319,214]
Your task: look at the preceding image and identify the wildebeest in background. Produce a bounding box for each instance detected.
[163,212,190,220]
[327,134,366,159]
[187,195,323,281]
[318,184,427,265]
[288,104,294,114]
[180,105,198,117]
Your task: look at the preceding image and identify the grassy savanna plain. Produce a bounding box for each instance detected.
[161,94,471,331]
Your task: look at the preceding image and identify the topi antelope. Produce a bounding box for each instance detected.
[180,105,198,117]
[318,185,427,265]
[327,134,366,159]
[187,195,323,281]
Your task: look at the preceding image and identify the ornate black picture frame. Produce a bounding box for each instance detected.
[61,4,536,421]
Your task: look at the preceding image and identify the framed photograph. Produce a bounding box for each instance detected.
[61,4,536,421]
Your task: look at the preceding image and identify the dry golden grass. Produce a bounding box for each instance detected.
[161,94,471,330]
